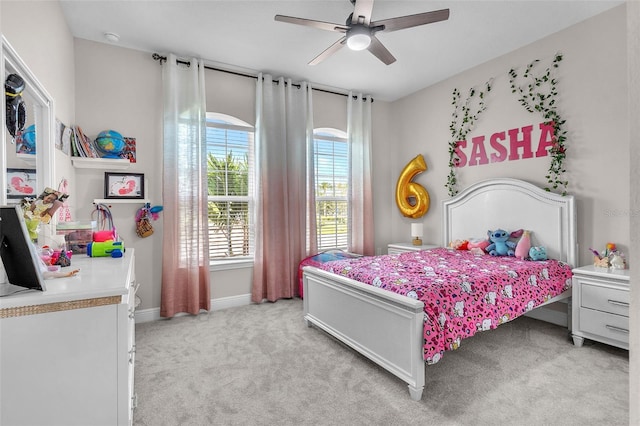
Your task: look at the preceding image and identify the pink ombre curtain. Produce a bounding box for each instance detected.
[347,93,374,255]
[252,74,315,302]
[160,54,211,317]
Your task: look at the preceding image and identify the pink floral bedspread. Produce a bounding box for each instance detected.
[317,248,573,364]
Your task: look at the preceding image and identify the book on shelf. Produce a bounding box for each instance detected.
[73,126,99,158]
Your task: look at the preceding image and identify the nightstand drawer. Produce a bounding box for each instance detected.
[580,284,629,317]
[579,308,629,344]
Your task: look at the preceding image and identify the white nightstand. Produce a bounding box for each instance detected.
[388,242,438,254]
[571,265,630,350]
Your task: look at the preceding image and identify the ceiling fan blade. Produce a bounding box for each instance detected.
[371,8,450,33]
[309,37,347,65]
[275,15,349,33]
[367,36,396,65]
[352,0,374,25]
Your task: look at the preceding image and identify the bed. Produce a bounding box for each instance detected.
[302,178,577,400]
[298,250,362,298]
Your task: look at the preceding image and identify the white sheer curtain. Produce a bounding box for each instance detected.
[252,74,316,302]
[347,92,374,255]
[160,54,211,317]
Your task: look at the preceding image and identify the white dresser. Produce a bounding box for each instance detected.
[571,265,629,350]
[388,242,438,254]
[0,249,137,425]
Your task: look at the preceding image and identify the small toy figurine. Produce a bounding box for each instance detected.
[590,243,625,269]
[593,256,609,268]
[610,253,626,269]
[54,250,71,267]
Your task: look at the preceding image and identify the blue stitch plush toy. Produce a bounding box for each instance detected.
[486,229,522,256]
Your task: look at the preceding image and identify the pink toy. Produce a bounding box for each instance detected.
[515,230,532,260]
[93,230,116,242]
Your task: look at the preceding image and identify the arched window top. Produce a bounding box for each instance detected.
[314,127,347,140]
[206,112,253,130]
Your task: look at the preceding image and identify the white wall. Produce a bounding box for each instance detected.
[388,5,629,268]
[73,39,164,311]
[1,1,75,124]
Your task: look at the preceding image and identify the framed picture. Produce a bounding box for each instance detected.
[104,172,145,199]
[7,168,37,199]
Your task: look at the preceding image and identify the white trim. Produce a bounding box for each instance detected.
[134,293,252,323]
[211,293,252,311]
[210,258,253,271]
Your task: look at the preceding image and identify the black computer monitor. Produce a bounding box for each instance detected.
[0,205,46,295]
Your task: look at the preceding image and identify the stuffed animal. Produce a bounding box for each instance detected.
[529,246,548,260]
[449,239,469,250]
[468,238,490,252]
[486,229,522,256]
[515,230,532,260]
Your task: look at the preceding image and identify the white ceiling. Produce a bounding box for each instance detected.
[59,0,622,102]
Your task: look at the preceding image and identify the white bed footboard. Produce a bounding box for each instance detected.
[303,266,426,401]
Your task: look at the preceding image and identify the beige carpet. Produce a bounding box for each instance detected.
[133,298,628,425]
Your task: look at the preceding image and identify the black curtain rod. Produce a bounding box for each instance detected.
[151,53,373,102]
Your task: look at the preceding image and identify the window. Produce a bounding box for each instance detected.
[314,128,349,250]
[206,113,255,261]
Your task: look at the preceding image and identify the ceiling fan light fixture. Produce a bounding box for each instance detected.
[346,27,371,51]
[275,2,450,65]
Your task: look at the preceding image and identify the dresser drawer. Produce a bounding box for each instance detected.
[580,283,629,317]
[579,308,629,345]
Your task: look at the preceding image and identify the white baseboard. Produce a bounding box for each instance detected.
[135,293,252,323]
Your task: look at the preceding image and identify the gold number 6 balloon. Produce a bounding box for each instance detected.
[395,154,430,218]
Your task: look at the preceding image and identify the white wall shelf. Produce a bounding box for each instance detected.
[93,198,150,205]
[72,157,131,170]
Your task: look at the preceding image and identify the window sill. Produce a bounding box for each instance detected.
[210,258,254,272]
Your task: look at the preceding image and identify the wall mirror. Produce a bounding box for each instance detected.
[1,35,55,225]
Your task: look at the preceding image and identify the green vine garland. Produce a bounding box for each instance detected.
[508,53,567,195]
[446,80,493,196]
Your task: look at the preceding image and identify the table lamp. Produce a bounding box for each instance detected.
[411,223,423,246]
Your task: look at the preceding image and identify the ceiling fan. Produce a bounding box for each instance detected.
[274,0,449,65]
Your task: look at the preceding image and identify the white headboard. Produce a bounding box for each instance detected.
[442,178,577,266]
